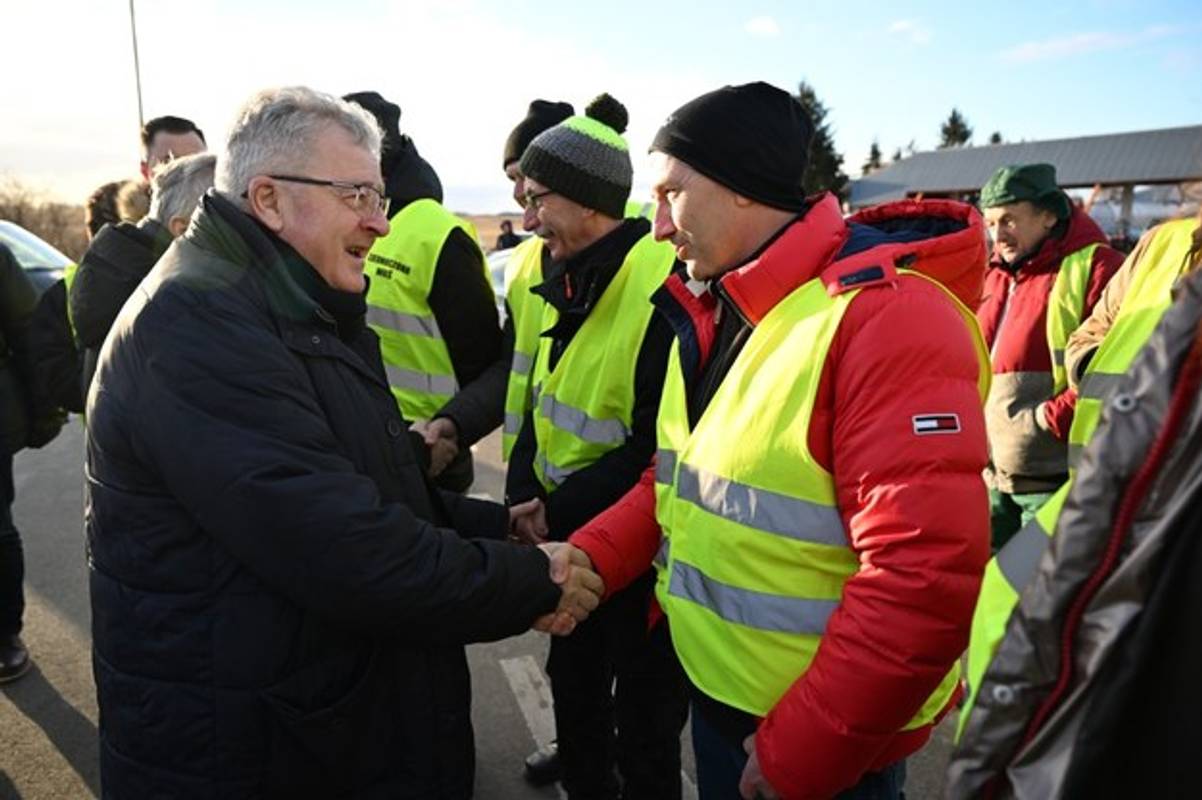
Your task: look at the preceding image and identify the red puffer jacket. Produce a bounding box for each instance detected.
[570,194,991,799]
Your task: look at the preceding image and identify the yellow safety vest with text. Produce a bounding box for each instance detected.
[364,199,487,420]
[653,270,989,721]
[530,233,674,491]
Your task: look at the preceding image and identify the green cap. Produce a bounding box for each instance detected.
[979,163,1070,220]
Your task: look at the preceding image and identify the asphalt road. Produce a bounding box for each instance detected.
[1,419,955,799]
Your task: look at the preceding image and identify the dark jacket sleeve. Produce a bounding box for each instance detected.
[439,490,510,540]
[0,246,40,451]
[505,406,543,505]
[26,280,84,413]
[132,297,559,645]
[427,228,502,390]
[435,301,513,446]
[543,312,673,540]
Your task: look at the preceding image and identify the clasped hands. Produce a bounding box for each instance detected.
[507,499,603,635]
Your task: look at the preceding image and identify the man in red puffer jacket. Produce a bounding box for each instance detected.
[559,82,992,800]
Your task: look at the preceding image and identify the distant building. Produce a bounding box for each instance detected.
[850,124,1202,236]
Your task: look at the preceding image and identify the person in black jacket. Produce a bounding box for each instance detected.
[86,86,601,799]
[343,91,500,493]
[0,242,64,682]
[71,152,216,401]
[505,96,691,800]
[416,98,574,495]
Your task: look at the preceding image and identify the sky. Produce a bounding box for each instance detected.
[2,0,1200,213]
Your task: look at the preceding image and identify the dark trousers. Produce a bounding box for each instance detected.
[0,448,22,637]
[547,572,690,800]
[690,698,907,800]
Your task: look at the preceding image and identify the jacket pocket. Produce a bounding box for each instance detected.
[260,645,388,797]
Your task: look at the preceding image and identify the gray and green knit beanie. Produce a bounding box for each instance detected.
[518,94,631,218]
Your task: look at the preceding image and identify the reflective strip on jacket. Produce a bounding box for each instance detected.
[530,232,673,491]
[653,268,989,724]
[364,198,486,420]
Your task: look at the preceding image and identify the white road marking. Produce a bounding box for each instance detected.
[498,655,697,800]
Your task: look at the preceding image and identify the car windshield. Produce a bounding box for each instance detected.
[0,220,73,270]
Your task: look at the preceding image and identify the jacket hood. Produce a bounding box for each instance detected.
[383,134,444,210]
[719,194,987,324]
[73,219,172,345]
[848,198,988,309]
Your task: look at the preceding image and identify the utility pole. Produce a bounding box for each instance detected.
[129,0,145,131]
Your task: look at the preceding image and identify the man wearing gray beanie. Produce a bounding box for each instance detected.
[507,94,691,799]
[566,82,992,799]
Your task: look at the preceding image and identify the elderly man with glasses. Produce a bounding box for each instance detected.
[84,85,603,799]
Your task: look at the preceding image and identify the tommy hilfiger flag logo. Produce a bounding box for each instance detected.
[912,414,961,435]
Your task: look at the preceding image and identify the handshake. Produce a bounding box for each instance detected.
[508,499,604,635]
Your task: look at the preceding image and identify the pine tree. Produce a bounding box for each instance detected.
[989,131,1004,145]
[891,147,903,162]
[794,80,849,199]
[939,108,973,148]
[861,139,883,176]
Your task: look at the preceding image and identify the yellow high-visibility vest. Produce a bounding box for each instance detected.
[365,199,487,420]
[654,269,989,723]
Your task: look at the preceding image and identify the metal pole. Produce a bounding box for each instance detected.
[129,0,145,131]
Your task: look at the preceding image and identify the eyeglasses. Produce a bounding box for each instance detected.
[523,188,555,211]
[267,174,390,217]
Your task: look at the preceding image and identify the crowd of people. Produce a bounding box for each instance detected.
[0,80,1198,800]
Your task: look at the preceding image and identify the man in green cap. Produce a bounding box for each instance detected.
[975,163,1123,549]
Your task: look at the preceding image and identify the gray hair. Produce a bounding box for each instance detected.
[215,86,382,204]
[148,152,216,225]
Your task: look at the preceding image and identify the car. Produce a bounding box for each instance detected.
[0,219,73,293]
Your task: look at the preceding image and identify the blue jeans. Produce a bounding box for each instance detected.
[690,700,906,799]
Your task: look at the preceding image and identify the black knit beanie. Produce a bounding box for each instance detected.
[503,100,575,170]
[650,82,813,211]
[519,94,632,219]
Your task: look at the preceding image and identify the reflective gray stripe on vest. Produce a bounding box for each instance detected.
[653,537,670,569]
[668,560,837,635]
[1079,371,1125,400]
[656,448,676,485]
[384,365,457,397]
[995,516,1051,592]
[675,462,847,547]
[1067,443,1084,470]
[512,350,534,375]
[504,412,523,436]
[536,453,578,487]
[366,306,441,338]
[540,394,630,446]
[1052,348,1065,367]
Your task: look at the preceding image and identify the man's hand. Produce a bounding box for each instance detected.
[533,543,603,635]
[739,734,780,799]
[413,417,459,477]
[509,498,549,544]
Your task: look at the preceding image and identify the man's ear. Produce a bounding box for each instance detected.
[247,177,285,232]
[168,216,189,238]
[732,192,755,209]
